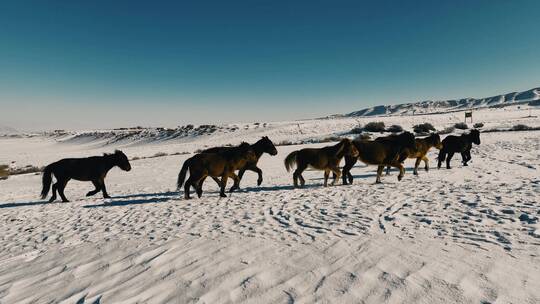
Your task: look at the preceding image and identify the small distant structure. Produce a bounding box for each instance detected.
[464,111,473,123]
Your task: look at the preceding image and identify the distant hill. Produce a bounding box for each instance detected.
[346,87,540,117]
[0,125,19,135]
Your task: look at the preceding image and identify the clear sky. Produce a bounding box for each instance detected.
[1,0,540,130]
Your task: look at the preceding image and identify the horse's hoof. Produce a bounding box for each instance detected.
[463,163,468,166]
[413,172,418,176]
[103,195,111,199]
[62,200,70,203]
[398,176,403,181]
[257,179,263,186]
[220,193,227,198]
[86,192,92,197]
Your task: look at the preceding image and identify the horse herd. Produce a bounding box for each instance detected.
[40,130,481,202]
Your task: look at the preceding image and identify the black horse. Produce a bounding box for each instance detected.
[438,129,481,169]
[202,136,278,190]
[41,150,132,202]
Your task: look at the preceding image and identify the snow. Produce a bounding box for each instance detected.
[0,106,539,303]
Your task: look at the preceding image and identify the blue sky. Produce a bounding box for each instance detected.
[1,0,540,130]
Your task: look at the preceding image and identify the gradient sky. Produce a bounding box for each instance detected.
[1,0,540,130]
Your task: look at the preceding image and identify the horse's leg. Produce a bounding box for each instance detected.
[234,168,246,190]
[323,169,330,187]
[57,178,70,202]
[461,152,468,166]
[446,152,454,169]
[195,176,206,198]
[341,156,356,185]
[184,176,195,199]
[385,165,391,175]
[99,178,111,198]
[329,164,341,186]
[49,183,58,203]
[422,156,429,171]
[211,176,222,189]
[293,163,307,188]
[376,165,384,184]
[463,150,472,165]
[219,173,228,197]
[198,176,208,190]
[395,162,405,181]
[437,150,446,169]
[229,172,241,193]
[86,180,101,197]
[228,172,240,192]
[248,165,263,186]
[413,157,421,175]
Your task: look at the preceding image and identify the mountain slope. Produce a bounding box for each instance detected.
[0,125,19,135]
[347,87,540,117]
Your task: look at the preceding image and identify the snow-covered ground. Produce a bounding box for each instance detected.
[0,106,539,303]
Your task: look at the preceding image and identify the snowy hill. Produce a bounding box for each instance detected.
[347,86,540,117]
[0,125,19,135]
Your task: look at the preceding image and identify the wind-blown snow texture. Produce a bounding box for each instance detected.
[347,87,540,117]
[0,106,539,303]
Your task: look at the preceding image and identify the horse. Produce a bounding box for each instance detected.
[284,138,359,188]
[177,142,257,199]
[40,150,132,202]
[384,133,442,175]
[201,136,278,190]
[438,129,480,169]
[341,132,416,184]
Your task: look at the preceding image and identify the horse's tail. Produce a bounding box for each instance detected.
[176,157,192,190]
[40,164,54,199]
[284,151,298,172]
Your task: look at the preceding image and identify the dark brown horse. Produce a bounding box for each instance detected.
[438,129,480,169]
[385,133,442,175]
[177,142,257,199]
[341,132,416,184]
[41,150,132,202]
[284,138,359,187]
[202,136,278,190]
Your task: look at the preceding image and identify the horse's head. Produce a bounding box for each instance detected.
[399,132,417,150]
[342,138,359,158]
[113,150,132,171]
[470,129,481,145]
[257,136,278,156]
[429,133,443,149]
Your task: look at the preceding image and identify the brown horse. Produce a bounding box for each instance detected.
[41,150,132,202]
[284,138,359,187]
[438,129,480,169]
[341,132,416,184]
[385,133,442,175]
[177,142,257,199]
[202,136,278,190]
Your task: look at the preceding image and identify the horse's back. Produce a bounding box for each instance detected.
[295,148,329,168]
[47,157,104,180]
[442,135,466,152]
[356,140,398,163]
